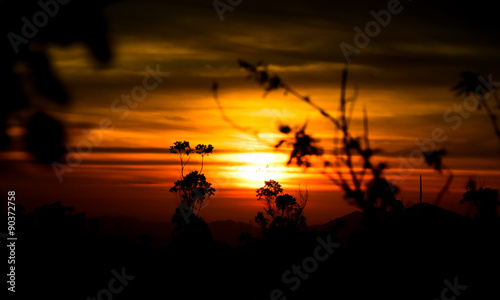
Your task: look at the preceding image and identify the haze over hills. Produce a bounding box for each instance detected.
[90,202,471,248]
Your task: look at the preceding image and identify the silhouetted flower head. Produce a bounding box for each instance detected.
[169,140,192,154]
[238,60,285,97]
[287,127,323,168]
[279,124,292,134]
[452,71,492,98]
[195,144,214,155]
[423,149,446,171]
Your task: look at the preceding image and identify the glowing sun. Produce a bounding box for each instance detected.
[236,152,288,182]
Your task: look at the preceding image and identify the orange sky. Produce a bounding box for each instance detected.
[1,0,500,225]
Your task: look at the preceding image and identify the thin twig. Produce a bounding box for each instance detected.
[479,96,500,143]
[434,167,454,206]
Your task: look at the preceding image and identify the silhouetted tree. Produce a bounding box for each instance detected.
[31,201,86,237]
[170,171,215,214]
[254,180,307,234]
[460,179,499,221]
[169,141,215,242]
[169,141,215,215]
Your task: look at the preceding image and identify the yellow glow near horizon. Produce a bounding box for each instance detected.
[236,152,288,182]
[237,164,286,182]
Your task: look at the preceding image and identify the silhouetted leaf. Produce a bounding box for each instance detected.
[238,60,256,72]
[423,149,446,171]
[452,71,489,97]
[279,124,291,134]
[259,71,268,84]
[24,112,66,164]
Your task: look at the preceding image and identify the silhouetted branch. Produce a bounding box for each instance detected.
[494,91,500,109]
[346,84,359,127]
[479,96,500,143]
[212,81,260,139]
[422,149,454,206]
[453,71,500,144]
[217,60,404,216]
[434,169,454,207]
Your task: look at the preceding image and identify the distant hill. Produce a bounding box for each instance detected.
[309,210,364,245]
[405,202,468,222]
[90,216,261,248]
[90,202,473,248]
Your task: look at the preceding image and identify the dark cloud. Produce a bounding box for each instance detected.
[61,0,492,98]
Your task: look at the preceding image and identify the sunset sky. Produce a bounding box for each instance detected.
[2,0,500,225]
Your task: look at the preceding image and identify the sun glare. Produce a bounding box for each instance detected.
[236,152,288,182]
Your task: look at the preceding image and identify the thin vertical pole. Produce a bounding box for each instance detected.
[419,174,422,205]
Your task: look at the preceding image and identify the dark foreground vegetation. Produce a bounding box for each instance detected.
[6,187,499,300]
